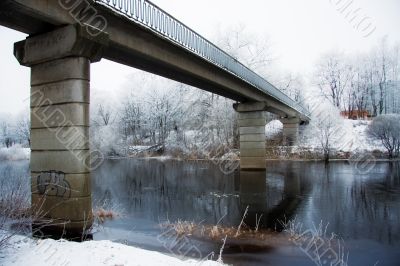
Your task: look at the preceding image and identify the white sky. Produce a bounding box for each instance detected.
[0,0,399,114]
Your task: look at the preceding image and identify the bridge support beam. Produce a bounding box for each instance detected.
[281,117,300,146]
[234,102,267,170]
[14,24,108,237]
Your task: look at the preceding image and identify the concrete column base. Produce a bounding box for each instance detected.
[14,24,108,236]
[234,102,267,170]
[281,117,300,146]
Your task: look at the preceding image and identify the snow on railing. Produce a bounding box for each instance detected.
[94,0,311,118]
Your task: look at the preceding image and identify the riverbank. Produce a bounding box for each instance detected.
[109,147,396,162]
[0,145,396,164]
[0,145,29,161]
[0,233,224,266]
[106,118,390,160]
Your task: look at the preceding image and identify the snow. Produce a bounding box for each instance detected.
[0,234,225,266]
[265,120,283,139]
[264,116,386,154]
[143,155,174,161]
[129,145,153,152]
[0,145,30,161]
[91,125,124,156]
[339,119,384,152]
[300,118,385,152]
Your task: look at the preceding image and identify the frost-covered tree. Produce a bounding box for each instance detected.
[315,38,400,117]
[0,121,14,148]
[90,91,121,155]
[316,112,340,162]
[302,101,342,162]
[144,85,185,146]
[15,116,30,147]
[368,114,400,158]
[278,73,306,104]
[120,98,144,144]
[315,52,353,109]
[96,103,113,126]
[213,24,275,77]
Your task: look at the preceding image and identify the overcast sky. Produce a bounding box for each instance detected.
[0,0,399,115]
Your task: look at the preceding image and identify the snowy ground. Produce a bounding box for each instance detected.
[265,120,283,139]
[266,118,385,153]
[303,119,385,152]
[0,234,225,266]
[339,119,384,152]
[0,145,30,161]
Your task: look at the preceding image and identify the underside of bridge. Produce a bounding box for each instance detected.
[2,0,309,235]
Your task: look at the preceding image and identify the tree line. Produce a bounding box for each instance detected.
[0,117,30,148]
[315,38,400,117]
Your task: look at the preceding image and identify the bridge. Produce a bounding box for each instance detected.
[0,0,310,235]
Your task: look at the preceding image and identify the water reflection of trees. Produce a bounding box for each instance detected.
[349,162,400,244]
[307,162,400,245]
[92,160,312,230]
[92,159,400,244]
[92,159,241,225]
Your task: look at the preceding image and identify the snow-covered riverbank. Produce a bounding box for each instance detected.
[0,145,30,161]
[0,118,390,163]
[0,234,225,266]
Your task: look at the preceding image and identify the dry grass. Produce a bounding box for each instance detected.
[0,168,119,244]
[280,218,349,266]
[160,212,276,242]
[170,220,197,236]
[93,208,120,224]
[0,170,31,249]
[92,199,124,224]
[235,205,248,237]
[158,212,303,263]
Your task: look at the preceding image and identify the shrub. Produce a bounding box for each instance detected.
[368,114,400,158]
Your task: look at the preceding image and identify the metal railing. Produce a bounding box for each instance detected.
[94,0,310,118]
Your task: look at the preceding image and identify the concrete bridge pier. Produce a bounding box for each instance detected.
[14,24,108,237]
[281,117,300,146]
[234,102,267,170]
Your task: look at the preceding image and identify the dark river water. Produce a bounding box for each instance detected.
[1,159,400,265]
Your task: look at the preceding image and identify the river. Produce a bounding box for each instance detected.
[1,159,399,265]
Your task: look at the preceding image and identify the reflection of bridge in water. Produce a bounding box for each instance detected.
[92,160,311,231]
[238,166,310,231]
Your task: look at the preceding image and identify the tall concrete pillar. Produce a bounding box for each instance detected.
[281,117,300,146]
[14,24,108,236]
[234,102,267,170]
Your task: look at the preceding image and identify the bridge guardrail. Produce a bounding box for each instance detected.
[95,0,311,118]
